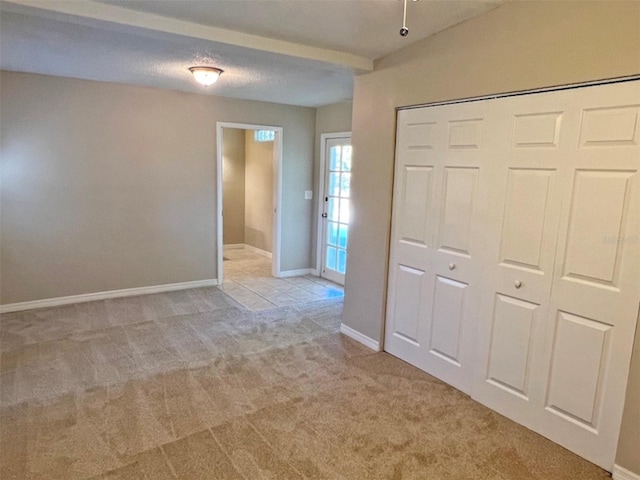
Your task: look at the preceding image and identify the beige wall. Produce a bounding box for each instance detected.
[244,130,274,253]
[315,102,352,138]
[617,315,640,472]
[343,0,640,473]
[222,128,246,245]
[0,71,316,304]
[312,102,353,265]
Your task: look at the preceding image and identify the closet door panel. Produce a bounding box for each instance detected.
[537,82,640,469]
[545,311,612,428]
[429,275,467,365]
[422,104,491,394]
[495,167,560,294]
[499,168,554,271]
[486,294,539,399]
[397,166,434,247]
[386,103,491,395]
[384,109,443,368]
[561,170,633,292]
[390,265,428,345]
[437,166,478,256]
[473,92,571,427]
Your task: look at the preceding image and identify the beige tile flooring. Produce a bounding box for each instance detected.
[219,247,344,311]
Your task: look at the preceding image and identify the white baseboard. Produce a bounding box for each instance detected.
[223,243,245,250]
[0,279,219,314]
[243,244,273,259]
[278,268,313,278]
[339,323,382,352]
[613,465,640,480]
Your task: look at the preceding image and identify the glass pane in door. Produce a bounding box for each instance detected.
[337,249,347,275]
[337,224,348,249]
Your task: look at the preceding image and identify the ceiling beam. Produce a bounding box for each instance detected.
[3,0,374,73]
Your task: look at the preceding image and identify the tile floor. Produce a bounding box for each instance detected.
[219,246,344,311]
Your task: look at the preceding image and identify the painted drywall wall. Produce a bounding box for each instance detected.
[617,313,640,473]
[312,102,353,267]
[222,128,246,245]
[342,0,640,473]
[244,130,274,253]
[0,71,316,304]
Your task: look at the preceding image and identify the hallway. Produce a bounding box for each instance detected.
[220,247,344,311]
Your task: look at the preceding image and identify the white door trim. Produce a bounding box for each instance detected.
[216,122,284,284]
[316,131,351,275]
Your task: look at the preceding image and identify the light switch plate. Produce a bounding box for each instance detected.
[304,190,313,200]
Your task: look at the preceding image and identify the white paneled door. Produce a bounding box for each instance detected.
[473,90,573,431]
[385,79,640,470]
[385,102,494,394]
[535,84,640,468]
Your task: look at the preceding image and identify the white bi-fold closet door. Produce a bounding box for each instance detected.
[384,100,495,394]
[384,79,640,470]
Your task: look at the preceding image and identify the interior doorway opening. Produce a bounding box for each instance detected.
[216,122,283,285]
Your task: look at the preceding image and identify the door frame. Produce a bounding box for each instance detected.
[216,122,284,284]
[316,132,351,277]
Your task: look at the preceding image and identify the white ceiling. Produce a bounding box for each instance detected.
[0,0,502,107]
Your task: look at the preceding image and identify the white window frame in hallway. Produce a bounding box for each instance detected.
[216,122,284,284]
[316,132,352,285]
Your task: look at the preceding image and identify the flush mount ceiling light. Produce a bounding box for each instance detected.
[189,66,223,86]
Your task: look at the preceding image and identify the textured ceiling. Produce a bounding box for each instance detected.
[0,9,356,107]
[96,0,500,60]
[0,0,502,107]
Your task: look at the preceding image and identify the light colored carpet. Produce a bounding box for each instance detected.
[0,287,609,479]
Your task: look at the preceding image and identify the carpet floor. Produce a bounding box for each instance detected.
[0,287,609,479]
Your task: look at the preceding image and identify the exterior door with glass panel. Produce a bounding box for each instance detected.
[321,136,351,285]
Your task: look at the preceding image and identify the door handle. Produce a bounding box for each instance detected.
[321,213,328,218]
